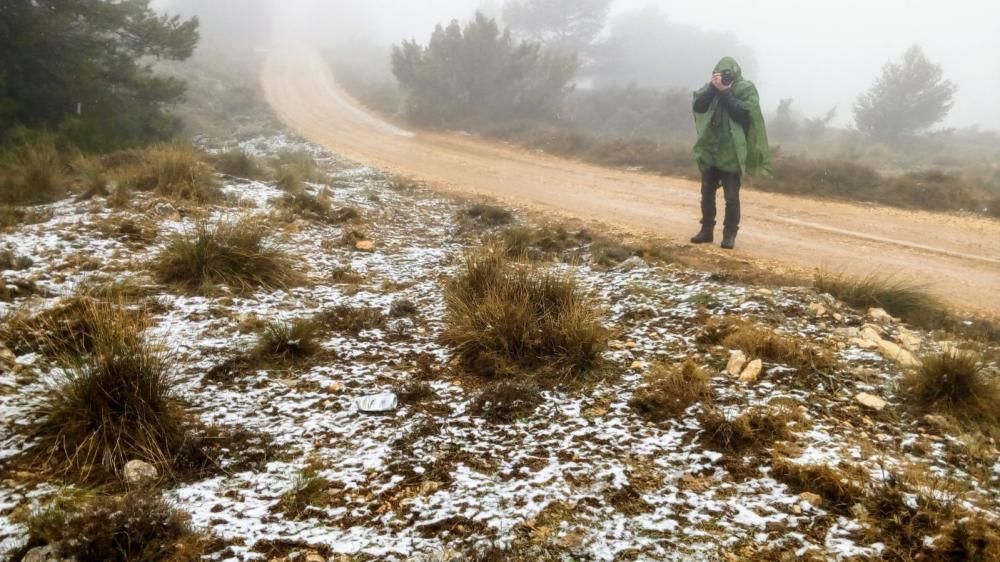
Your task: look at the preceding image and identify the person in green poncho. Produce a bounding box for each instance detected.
[689,57,772,250]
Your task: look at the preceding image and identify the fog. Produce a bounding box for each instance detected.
[165,0,1000,131]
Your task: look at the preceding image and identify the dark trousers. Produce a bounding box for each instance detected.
[700,166,741,232]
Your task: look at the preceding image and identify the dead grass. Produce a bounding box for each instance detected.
[471,381,543,423]
[700,317,835,374]
[121,144,219,203]
[0,131,66,205]
[0,295,148,357]
[278,458,332,519]
[214,148,267,180]
[462,203,515,227]
[901,351,999,431]
[14,490,211,562]
[153,217,300,293]
[389,298,419,318]
[253,319,323,361]
[815,271,944,328]
[770,454,868,513]
[315,304,386,334]
[25,299,196,481]
[628,360,713,422]
[273,150,322,192]
[393,381,437,405]
[442,243,608,379]
[700,405,802,453]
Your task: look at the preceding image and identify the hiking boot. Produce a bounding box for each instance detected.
[690,224,714,244]
[720,229,738,250]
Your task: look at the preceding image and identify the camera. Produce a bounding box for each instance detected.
[720,70,735,86]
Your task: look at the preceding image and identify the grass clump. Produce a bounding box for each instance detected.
[316,304,386,334]
[699,405,801,453]
[214,148,267,180]
[0,131,66,205]
[1,295,147,356]
[27,299,196,480]
[699,317,835,374]
[123,144,219,203]
[462,203,515,227]
[442,244,608,378]
[629,360,713,422]
[253,319,322,361]
[471,381,543,423]
[815,271,944,328]
[15,490,211,562]
[901,351,999,431]
[279,459,332,519]
[153,217,299,293]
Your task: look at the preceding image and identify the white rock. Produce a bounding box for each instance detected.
[124,459,158,484]
[357,393,398,413]
[855,392,887,411]
[850,337,879,350]
[799,492,823,507]
[807,302,827,317]
[354,240,375,252]
[738,359,763,383]
[868,307,898,323]
[615,256,647,272]
[860,325,883,343]
[877,340,920,368]
[726,350,748,377]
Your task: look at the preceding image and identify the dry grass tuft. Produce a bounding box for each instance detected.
[316,304,386,334]
[393,381,437,405]
[253,319,323,361]
[700,405,801,453]
[815,271,944,328]
[629,360,713,422]
[901,351,999,431]
[442,244,608,379]
[0,295,148,357]
[471,381,543,423]
[153,217,299,293]
[214,148,267,180]
[278,458,332,519]
[273,150,322,193]
[122,144,219,203]
[0,132,66,205]
[15,490,211,562]
[26,299,196,480]
[389,298,419,318]
[699,317,835,374]
[770,454,868,513]
[463,203,515,227]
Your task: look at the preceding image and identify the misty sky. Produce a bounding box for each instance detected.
[164,0,1000,130]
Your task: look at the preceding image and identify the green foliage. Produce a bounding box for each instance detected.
[0,0,199,151]
[854,45,957,143]
[391,13,577,127]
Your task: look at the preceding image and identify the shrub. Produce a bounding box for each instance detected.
[15,491,210,562]
[253,319,322,361]
[153,217,299,293]
[629,360,713,422]
[279,459,332,519]
[814,271,944,328]
[28,299,192,480]
[699,406,800,452]
[471,381,543,423]
[463,204,514,227]
[214,148,266,180]
[0,295,148,356]
[442,244,608,378]
[124,144,219,202]
[273,150,321,192]
[389,298,419,318]
[721,321,835,372]
[315,305,386,334]
[901,351,999,430]
[0,131,66,205]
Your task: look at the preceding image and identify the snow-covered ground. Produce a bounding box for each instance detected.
[1,133,997,561]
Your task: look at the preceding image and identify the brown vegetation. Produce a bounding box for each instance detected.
[214,148,267,180]
[25,299,199,480]
[442,244,608,378]
[699,405,801,453]
[14,490,211,562]
[153,217,299,293]
[629,360,713,422]
[471,381,543,423]
[120,144,220,203]
[0,132,66,205]
[253,319,323,361]
[815,271,944,328]
[901,351,999,431]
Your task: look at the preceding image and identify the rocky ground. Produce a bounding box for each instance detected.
[1,131,998,561]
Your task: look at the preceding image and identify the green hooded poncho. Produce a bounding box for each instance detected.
[693,57,772,176]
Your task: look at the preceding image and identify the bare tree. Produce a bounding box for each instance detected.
[854,45,957,142]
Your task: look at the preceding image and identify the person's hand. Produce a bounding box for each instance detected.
[711,72,731,92]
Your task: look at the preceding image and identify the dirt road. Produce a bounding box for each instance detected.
[262,45,999,315]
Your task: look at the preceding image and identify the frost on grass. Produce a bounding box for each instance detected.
[1,132,998,561]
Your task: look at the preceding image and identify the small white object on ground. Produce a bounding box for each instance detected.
[124,459,159,484]
[855,392,887,411]
[356,392,398,413]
